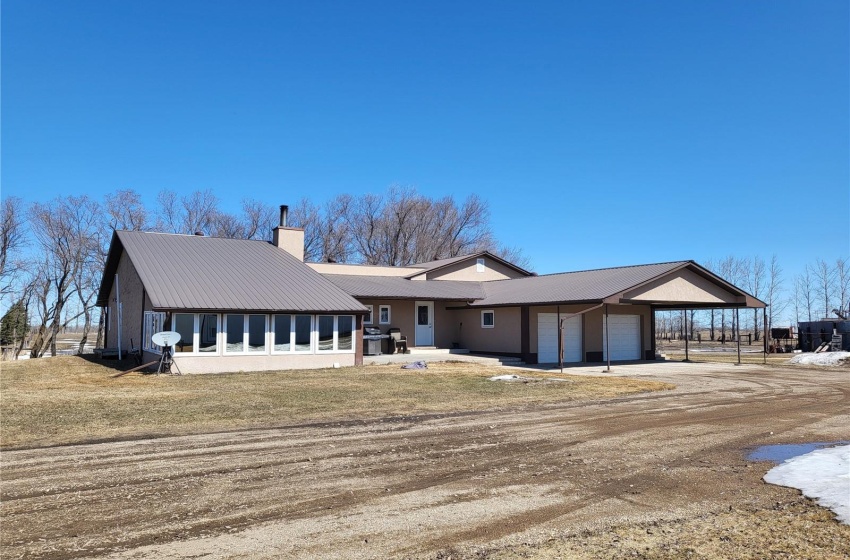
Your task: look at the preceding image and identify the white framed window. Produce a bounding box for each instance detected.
[225,314,245,353]
[476,258,485,273]
[247,314,267,353]
[379,305,391,324]
[271,314,314,354]
[173,313,196,353]
[481,310,495,328]
[317,315,356,353]
[173,313,219,354]
[143,311,166,352]
[364,305,374,325]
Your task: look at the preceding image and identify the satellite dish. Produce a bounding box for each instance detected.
[152,331,182,347]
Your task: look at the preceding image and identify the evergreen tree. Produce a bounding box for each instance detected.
[1,300,29,347]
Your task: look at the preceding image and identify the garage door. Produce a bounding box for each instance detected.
[538,313,582,363]
[602,315,641,361]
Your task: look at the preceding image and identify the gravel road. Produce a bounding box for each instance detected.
[2,362,848,559]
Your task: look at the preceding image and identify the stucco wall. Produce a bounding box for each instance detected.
[425,258,526,281]
[453,307,522,354]
[360,299,415,344]
[624,269,740,304]
[308,263,419,277]
[172,353,356,374]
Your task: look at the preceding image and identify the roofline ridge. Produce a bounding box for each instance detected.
[528,260,692,279]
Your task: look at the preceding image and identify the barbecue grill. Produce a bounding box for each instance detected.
[363,327,389,355]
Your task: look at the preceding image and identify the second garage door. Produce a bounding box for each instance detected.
[602,314,641,361]
[538,313,582,363]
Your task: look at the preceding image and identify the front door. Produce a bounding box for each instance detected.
[414,301,434,346]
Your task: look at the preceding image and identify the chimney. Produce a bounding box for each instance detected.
[272,203,305,261]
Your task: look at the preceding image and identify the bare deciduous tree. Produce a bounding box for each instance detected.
[765,255,787,331]
[27,196,101,357]
[796,268,815,323]
[834,257,849,317]
[1,197,28,296]
[288,198,323,262]
[811,259,835,319]
[105,189,150,231]
[744,256,766,340]
[155,190,220,235]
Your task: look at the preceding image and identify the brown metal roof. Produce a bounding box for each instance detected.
[97,231,367,313]
[322,274,485,300]
[474,261,693,307]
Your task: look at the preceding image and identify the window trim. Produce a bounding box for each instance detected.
[224,313,246,354]
[142,311,166,353]
[481,310,495,329]
[476,258,486,273]
[172,313,219,355]
[316,315,356,354]
[271,314,315,354]
[247,314,267,354]
[379,305,391,325]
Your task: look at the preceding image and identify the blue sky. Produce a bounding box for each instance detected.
[3,1,848,285]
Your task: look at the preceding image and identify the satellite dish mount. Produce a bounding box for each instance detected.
[151,331,182,375]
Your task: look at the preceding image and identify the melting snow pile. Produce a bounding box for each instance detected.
[788,351,850,366]
[489,374,523,381]
[763,444,850,524]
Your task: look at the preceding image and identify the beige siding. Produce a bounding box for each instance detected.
[453,307,522,354]
[308,263,420,277]
[434,303,462,348]
[624,269,740,304]
[360,299,416,341]
[425,258,526,281]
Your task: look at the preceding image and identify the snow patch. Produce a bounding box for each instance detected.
[763,444,850,524]
[787,351,850,366]
[489,374,522,381]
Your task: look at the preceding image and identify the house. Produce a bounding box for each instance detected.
[97,212,766,373]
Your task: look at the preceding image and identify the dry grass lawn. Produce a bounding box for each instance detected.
[0,356,672,449]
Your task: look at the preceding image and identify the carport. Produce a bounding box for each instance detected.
[467,260,767,369]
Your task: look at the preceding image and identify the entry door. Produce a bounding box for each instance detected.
[414,301,434,346]
[538,313,582,363]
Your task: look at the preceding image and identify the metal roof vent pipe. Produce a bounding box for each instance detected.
[272,203,305,261]
[194,231,204,236]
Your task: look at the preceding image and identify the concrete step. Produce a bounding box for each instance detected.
[408,347,470,355]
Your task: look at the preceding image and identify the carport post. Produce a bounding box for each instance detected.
[736,308,741,365]
[605,304,611,372]
[763,307,768,364]
[683,309,689,362]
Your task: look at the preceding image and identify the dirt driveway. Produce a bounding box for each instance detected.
[2,362,848,559]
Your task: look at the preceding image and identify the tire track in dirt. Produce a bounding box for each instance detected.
[2,364,848,559]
